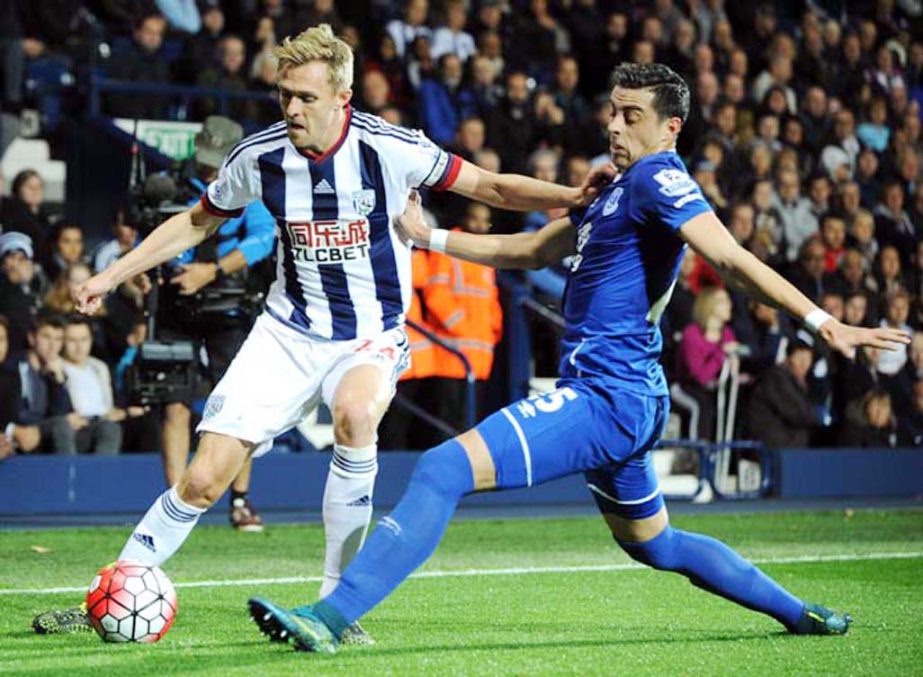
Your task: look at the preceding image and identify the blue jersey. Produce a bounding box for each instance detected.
[559,150,712,396]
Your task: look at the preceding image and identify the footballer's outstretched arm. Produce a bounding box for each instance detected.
[680,210,911,358]
[74,201,227,314]
[396,191,574,269]
[448,159,614,211]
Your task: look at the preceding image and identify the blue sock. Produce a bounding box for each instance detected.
[619,526,805,630]
[316,439,474,629]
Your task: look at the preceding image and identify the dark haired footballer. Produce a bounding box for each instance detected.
[249,63,910,653]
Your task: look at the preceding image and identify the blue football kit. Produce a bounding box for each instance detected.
[477,150,709,519]
[275,150,822,640]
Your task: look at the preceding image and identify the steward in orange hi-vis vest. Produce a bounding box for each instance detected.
[424,207,503,380]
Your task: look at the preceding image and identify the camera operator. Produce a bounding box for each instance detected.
[159,116,274,532]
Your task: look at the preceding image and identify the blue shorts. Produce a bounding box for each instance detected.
[474,378,669,520]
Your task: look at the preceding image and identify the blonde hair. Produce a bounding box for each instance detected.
[692,287,729,330]
[273,24,354,92]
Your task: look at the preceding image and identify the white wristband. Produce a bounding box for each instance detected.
[429,229,448,253]
[804,308,833,333]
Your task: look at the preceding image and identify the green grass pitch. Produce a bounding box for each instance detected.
[1,509,922,676]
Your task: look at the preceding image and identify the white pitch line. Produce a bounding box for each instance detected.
[2,551,921,597]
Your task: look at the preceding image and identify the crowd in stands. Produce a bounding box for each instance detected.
[1,0,923,456]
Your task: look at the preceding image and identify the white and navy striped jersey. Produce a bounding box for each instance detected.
[200,107,462,340]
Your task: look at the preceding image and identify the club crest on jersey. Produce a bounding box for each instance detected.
[352,189,376,216]
[287,219,371,264]
[602,187,624,216]
[652,168,698,197]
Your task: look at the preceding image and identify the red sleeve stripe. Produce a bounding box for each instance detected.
[200,192,244,218]
[432,153,463,192]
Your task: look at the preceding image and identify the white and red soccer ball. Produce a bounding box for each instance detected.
[86,560,177,643]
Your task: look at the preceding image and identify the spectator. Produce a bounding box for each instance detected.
[806,174,832,222]
[752,55,797,113]
[107,13,170,119]
[820,110,860,178]
[674,287,737,441]
[485,71,540,174]
[0,232,43,351]
[60,317,126,454]
[405,34,436,91]
[876,291,912,377]
[848,208,878,265]
[747,342,816,448]
[835,249,878,297]
[197,35,250,119]
[430,0,476,63]
[855,148,882,208]
[837,389,896,448]
[787,238,842,304]
[46,224,86,282]
[6,313,80,454]
[177,2,225,82]
[733,300,792,375]
[874,181,917,264]
[359,69,392,116]
[897,380,923,446]
[417,53,476,146]
[819,214,847,273]
[843,291,871,327]
[856,96,891,152]
[367,34,409,111]
[424,201,503,429]
[876,245,908,295]
[0,169,53,269]
[750,178,785,263]
[469,53,501,116]
[386,0,431,60]
[552,55,587,125]
[837,180,863,227]
[92,210,138,273]
[773,169,818,261]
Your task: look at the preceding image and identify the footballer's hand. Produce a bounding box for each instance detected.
[576,163,618,207]
[818,319,911,360]
[73,273,115,314]
[395,190,432,248]
[171,262,217,296]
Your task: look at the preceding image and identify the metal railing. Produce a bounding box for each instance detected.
[88,76,277,119]
[402,318,477,433]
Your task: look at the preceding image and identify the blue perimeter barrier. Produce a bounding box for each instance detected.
[1,448,922,516]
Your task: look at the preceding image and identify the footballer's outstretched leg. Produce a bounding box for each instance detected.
[586,462,851,636]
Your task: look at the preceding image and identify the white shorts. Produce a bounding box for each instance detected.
[196,312,410,456]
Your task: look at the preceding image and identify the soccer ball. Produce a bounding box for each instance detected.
[85,560,178,643]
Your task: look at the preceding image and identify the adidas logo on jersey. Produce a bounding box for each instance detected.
[133,533,156,552]
[313,179,335,194]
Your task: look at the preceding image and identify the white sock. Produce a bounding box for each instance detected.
[117,486,206,567]
[319,443,377,598]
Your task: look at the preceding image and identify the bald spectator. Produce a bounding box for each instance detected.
[800,86,831,156]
